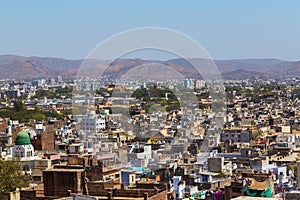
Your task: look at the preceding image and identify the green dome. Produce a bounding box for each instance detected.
[15,130,31,145]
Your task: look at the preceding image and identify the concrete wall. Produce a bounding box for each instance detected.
[148,190,167,200]
[286,191,300,200]
[208,157,224,172]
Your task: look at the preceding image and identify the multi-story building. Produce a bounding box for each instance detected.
[184,79,192,89]
[194,79,206,89]
[81,111,106,133]
[221,128,251,143]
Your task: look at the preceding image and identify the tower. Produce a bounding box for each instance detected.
[183,79,191,89]
[7,119,12,144]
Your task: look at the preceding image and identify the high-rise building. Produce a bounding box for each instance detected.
[194,80,206,89]
[57,76,62,83]
[183,79,191,89]
[50,78,56,85]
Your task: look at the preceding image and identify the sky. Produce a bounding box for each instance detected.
[0,1,300,60]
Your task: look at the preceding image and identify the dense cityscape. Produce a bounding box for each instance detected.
[1,75,300,200]
[2,1,300,200]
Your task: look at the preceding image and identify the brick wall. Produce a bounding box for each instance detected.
[31,134,42,150]
[87,181,116,196]
[86,166,104,181]
[87,183,167,200]
[30,126,55,151]
[42,127,55,151]
[20,190,36,200]
[43,169,84,197]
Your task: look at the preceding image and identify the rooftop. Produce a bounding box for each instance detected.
[231,197,282,200]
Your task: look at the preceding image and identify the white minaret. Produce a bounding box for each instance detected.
[7,119,12,144]
[6,119,13,156]
[165,92,170,101]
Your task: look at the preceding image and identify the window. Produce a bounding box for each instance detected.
[23,165,29,171]
[202,175,208,182]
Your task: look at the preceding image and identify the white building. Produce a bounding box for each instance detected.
[194,80,206,89]
[128,145,152,167]
[69,143,85,154]
[13,130,34,158]
[81,111,106,132]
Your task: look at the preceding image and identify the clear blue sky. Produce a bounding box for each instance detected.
[1,0,300,60]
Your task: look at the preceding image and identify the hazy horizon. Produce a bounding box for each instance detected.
[1,1,300,61]
[1,53,300,62]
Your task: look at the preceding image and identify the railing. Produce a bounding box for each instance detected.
[102,163,122,172]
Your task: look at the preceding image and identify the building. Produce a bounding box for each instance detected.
[30,125,55,151]
[86,182,168,200]
[121,169,136,186]
[43,168,85,197]
[128,144,152,167]
[6,89,20,99]
[221,128,251,143]
[194,79,206,89]
[57,75,62,83]
[184,79,192,89]
[13,130,34,158]
[86,153,122,182]
[81,111,106,132]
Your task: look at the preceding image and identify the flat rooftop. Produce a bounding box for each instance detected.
[231,196,282,200]
[44,168,84,172]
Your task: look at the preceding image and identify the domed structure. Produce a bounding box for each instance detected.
[13,130,34,158]
[15,130,31,145]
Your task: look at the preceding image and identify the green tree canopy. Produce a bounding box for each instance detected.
[0,159,29,196]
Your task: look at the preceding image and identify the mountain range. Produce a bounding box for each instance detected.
[1,54,300,80]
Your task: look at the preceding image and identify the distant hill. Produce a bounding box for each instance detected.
[0,55,55,79]
[29,56,83,71]
[0,54,300,79]
[221,69,265,80]
[214,58,292,73]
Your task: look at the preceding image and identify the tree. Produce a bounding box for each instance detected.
[0,159,29,196]
[33,89,57,99]
[13,100,24,112]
